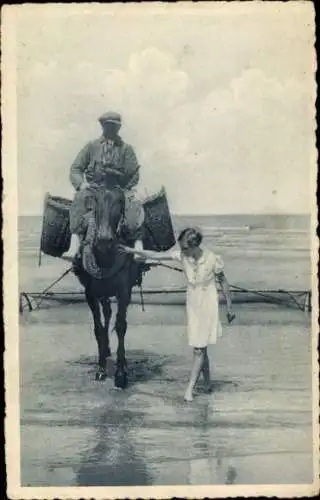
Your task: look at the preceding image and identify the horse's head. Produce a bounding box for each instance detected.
[92,186,125,256]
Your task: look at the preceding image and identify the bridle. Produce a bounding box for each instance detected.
[81,186,128,279]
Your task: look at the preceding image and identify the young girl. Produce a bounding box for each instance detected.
[121,227,235,402]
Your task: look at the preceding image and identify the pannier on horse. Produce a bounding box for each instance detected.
[40,186,176,257]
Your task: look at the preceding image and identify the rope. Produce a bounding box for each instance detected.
[139,286,145,312]
[19,266,73,313]
[82,217,128,280]
[19,259,311,313]
[147,261,183,273]
[38,249,42,267]
[38,192,49,267]
[148,262,310,311]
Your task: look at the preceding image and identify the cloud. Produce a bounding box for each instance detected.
[17,45,315,214]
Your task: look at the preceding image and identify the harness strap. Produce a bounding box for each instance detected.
[81,217,129,280]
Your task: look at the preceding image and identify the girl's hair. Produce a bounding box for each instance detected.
[177,227,203,248]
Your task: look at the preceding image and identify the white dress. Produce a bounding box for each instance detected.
[171,247,224,348]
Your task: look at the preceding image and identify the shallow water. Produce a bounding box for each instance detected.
[18,215,314,486]
[20,302,313,486]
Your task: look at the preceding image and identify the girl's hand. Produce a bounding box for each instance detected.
[118,244,135,254]
[134,250,148,261]
[118,245,146,260]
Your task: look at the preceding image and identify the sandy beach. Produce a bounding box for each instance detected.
[18,215,314,486]
[20,301,312,486]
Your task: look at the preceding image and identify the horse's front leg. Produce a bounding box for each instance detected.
[85,289,107,381]
[101,297,112,359]
[114,297,129,389]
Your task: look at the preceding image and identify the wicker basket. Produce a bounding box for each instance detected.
[40,193,72,257]
[142,187,176,251]
[40,186,176,257]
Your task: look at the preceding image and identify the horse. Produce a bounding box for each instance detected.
[73,185,144,389]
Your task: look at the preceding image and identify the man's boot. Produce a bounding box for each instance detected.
[72,234,84,274]
[64,234,80,258]
[64,234,83,273]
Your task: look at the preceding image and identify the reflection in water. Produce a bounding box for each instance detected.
[76,405,150,486]
[186,402,239,485]
[20,315,312,486]
[226,466,237,484]
[76,349,171,486]
[187,401,212,484]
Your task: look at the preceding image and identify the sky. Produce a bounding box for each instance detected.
[14,2,315,215]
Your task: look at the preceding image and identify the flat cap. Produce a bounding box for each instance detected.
[98,111,122,125]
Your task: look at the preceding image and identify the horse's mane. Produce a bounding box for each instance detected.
[93,186,125,228]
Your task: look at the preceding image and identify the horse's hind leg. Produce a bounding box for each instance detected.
[101,297,112,359]
[85,290,107,381]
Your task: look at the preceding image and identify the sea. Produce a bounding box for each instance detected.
[18,213,312,292]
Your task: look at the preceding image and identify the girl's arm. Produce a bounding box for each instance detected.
[216,270,231,298]
[120,245,177,262]
[216,271,235,321]
[213,253,235,322]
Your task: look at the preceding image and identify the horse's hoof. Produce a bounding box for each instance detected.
[95,369,107,381]
[114,371,128,389]
[204,385,213,394]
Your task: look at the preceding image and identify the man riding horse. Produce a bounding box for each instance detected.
[60,112,151,386]
[65,111,145,264]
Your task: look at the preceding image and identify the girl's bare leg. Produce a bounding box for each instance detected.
[184,348,205,402]
[202,349,212,392]
[195,347,211,389]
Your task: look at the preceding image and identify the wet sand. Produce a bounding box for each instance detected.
[20,301,313,486]
[18,217,313,486]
